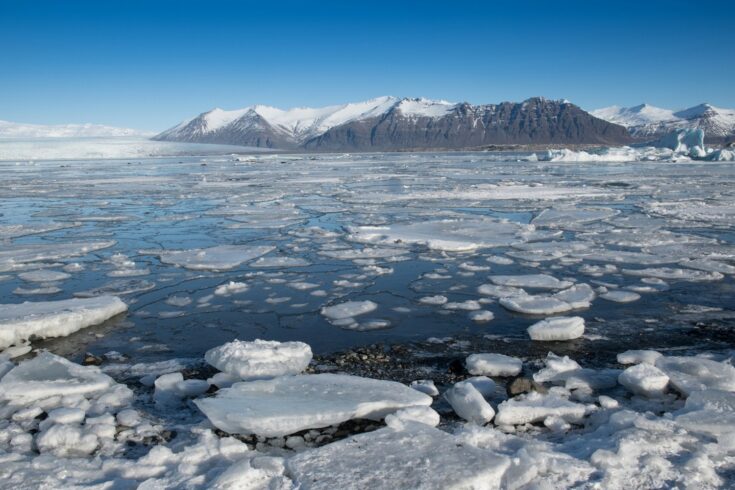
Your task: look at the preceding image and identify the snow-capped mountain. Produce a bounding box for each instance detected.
[155,96,632,150]
[0,120,150,138]
[591,103,735,141]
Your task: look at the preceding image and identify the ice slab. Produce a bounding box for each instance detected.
[618,363,670,397]
[675,389,735,437]
[501,296,574,315]
[444,381,496,424]
[287,422,510,490]
[0,241,116,272]
[527,316,585,341]
[321,300,377,321]
[195,373,432,437]
[495,391,590,426]
[489,274,573,290]
[18,270,71,283]
[204,339,312,380]
[0,296,127,350]
[156,245,275,271]
[466,353,522,377]
[655,356,735,396]
[600,290,641,303]
[0,351,115,402]
[617,350,662,365]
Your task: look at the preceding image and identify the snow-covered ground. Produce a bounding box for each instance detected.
[1,151,735,487]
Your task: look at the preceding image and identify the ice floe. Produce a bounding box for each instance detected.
[155,245,275,271]
[204,339,312,380]
[527,316,585,341]
[466,353,523,377]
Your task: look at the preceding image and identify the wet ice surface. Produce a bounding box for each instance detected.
[2,152,735,487]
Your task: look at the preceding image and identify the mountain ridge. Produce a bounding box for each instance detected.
[154,96,633,151]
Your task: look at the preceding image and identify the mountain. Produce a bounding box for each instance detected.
[154,96,632,151]
[591,103,735,143]
[0,120,150,138]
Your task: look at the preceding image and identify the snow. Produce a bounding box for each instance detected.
[194,373,432,437]
[287,422,510,490]
[654,356,735,396]
[444,381,496,424]
[527,316,585,341]
[0,296,127,350]
[591,104,677,127]
[494,391,591,426]
[396,97,456,118]
[618,363,670,397]
[155,245,275,271]
[466,353,523,377]
[204,339,312,380]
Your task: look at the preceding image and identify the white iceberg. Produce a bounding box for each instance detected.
[527,316,585,341]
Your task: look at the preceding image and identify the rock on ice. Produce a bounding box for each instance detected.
[0,296,127,350]
[204,339,312,380]
[466,353,523,377]
[287,422,510,490]
[195,373,432,437]
[527,316,585,341]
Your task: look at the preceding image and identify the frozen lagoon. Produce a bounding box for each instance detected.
[1,151,735,488]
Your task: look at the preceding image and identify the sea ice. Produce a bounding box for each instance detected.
[600,290,641,303]
[204,339,312,380]
[195,373,432,437]
[17,269,71,282]
[489,274,573,290]
[527,316,585,341]
[444,381,496,424]
[617,350,662,365]
[655,356,735,395]
[618,363,670,397]
[494,391,591,426]
[287,422,510,490]
[466,353,523,377]
[156,245,275,271]
[321,300,377,321]
[0,296,127,350]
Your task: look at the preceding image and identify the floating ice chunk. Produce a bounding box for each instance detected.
[204,339,312,380]
[165,295,192,307]
[533,353,582,383]
[156,245,275,271]
[618,364,670,397]
[410,379,439,396]
[419,295,448,305]
[704,148,735,161]
[13,286,63,296]
[675,389,735,437]
[601,290,641,303]
[18,269,71,282]
[444,381,495,424]
[622,267,723,282]
[679,258,735,275]
[443,300,481,311]
[385,406,441,428]
[527,316,585,341]
[251,256,311,268]
[655,356,735,396]
[287,281,319,290]
[553,283,595,308]
[214,281,249,296]
[500,296,574,315]
[489,274,573,290]
[347,218,535,252]
[321,300,377,320]
[469,310,495,322]
[486,255,514,265]
[0,296,127,350]
[466,353,522,377]
[494,391,590,426]
[532,207,619,228]
[287,422,510,490]
[0,240,116,273]
[47,406,86,424]
[617,350,663,365]
[195,373,432,437]
[0,352,114,402]
[477,283,528,298]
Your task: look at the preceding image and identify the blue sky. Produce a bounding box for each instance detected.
[1,0,733,131]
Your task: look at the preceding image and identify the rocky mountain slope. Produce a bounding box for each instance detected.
[154,97,632,151]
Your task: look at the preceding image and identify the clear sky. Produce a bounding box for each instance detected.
[2,0,733,131]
